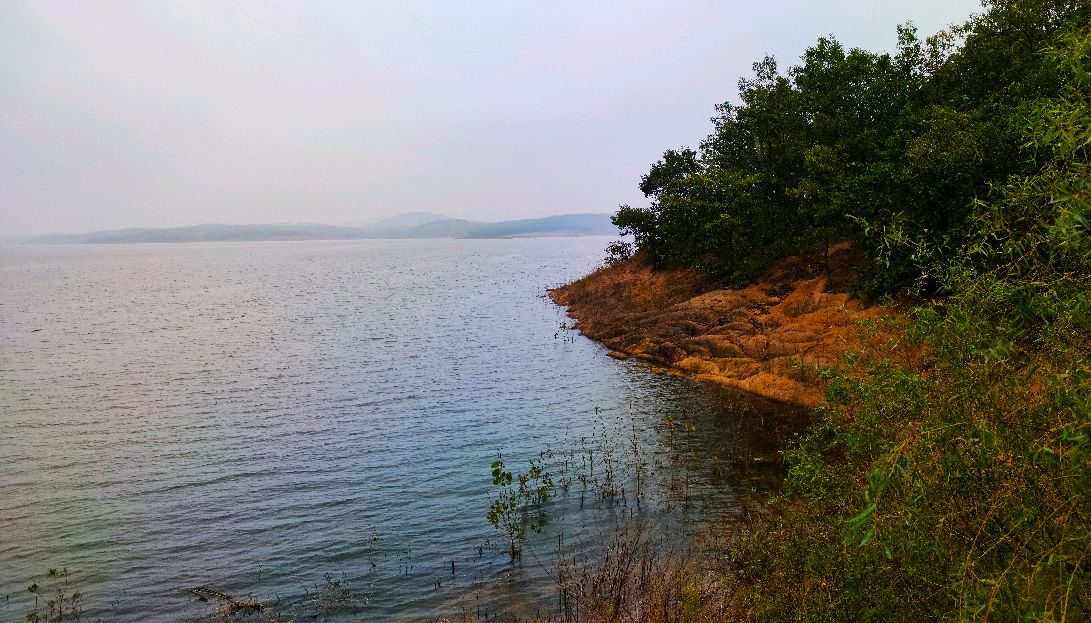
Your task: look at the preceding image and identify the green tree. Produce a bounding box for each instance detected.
[638,147,700,198]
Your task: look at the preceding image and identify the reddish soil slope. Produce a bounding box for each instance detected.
[551,245,909,407]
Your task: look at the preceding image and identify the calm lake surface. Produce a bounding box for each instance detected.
[0,238,801,621]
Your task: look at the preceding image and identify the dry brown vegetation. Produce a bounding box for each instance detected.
[551,244,919,407]
[443,526,748,623]
[550,531,739,623]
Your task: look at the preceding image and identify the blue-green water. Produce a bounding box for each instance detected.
[0,238,800,621]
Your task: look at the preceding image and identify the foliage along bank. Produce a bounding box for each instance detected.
[608,1,1090,620]
[611,0,1089,297]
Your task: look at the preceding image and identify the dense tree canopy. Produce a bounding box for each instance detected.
[612,0,1091,295]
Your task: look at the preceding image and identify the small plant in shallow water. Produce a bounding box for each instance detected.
[24,568,81,623]
[487,454,556,559]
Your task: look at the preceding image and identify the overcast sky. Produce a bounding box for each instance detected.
[0,0,982,237]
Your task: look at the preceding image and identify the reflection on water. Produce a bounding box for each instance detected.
[0,238,804,621]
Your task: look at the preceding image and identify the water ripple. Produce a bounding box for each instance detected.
[0,239,799,622]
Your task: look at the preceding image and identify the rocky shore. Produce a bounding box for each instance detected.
[551,245,905,407]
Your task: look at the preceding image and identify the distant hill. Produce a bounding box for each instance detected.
[465,214,615,238]
[363,212,452,230]
[26,223,367,244]
[22,213,617,244]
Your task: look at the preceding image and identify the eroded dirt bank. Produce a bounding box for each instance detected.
[551,245,902,407]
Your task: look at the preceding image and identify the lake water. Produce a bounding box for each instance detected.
[0,238,801,621]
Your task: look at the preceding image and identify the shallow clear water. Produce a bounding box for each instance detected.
[0,238,801,621]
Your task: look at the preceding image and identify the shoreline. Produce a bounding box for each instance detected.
[550,245,911,408]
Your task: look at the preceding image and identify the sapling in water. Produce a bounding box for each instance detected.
[486,455,556,559]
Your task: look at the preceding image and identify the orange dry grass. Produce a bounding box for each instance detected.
[550,259,705,315]
[551,245,921,407]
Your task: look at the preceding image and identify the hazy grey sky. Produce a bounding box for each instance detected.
[1,1,981,236]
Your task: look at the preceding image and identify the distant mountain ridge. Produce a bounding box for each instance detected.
[22,213,617,244]
[361,211,451,230]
